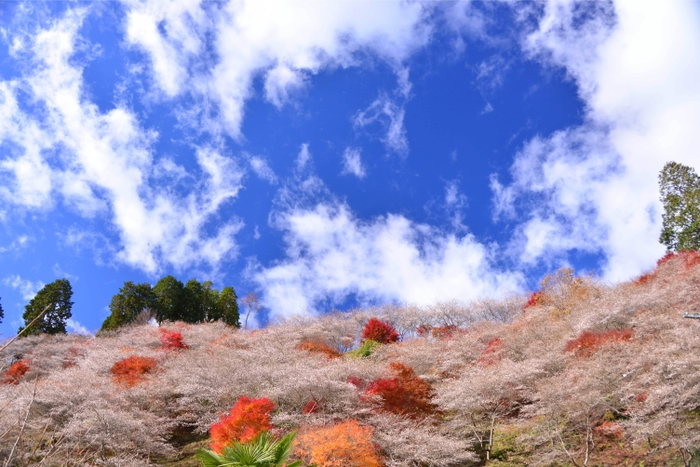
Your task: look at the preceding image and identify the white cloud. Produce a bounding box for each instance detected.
[3,275,44,300]
[254,202,524,319]
[247,154,278,184]
[296,143,311,170]
[122,0,432,139]
[52,264,79,282]
[493,0,700,281]
[0,11,244,275]
[445,180,467,210]
[0,235,29,254]
[353,94,409,156]
[66,318,93,336]
[340,147,366,179]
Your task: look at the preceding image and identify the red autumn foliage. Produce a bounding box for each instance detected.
[296,338,341,358]
[564,329,634,357]
[416,324,432,337]
[209,396,275,453]
[364,362,437,418]
[524,291,544,311]
[110,356,158,386]
[159,329,189,350]
[346,376,366,389]
[635,250,700,286]
[634,391,648,403]
[476,337,503,367]
[2,360,30,385]
[431,325,458,339]
[362,318,399,344]
[302,399,322,414]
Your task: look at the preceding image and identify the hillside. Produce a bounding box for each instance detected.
[1,252,700,466]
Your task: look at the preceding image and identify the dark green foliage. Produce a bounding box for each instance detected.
[0,296,3,324]
[153,275,187,323]
[218,286,240,327]
[20,279,73,335]
[103,276,239,329]
[659,161,700,251]
[184,279,206,323]
[101,282,157,331]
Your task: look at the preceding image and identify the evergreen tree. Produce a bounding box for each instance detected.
[101,282,156,331]
[218,286,240,327]
[183,279,206,323]
[20,279,73,335]
[201,281,222,322]
[153,275,186,323]
[659,161,700,251]
[0,296,3,325]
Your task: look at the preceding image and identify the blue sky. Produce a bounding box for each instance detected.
[0,0,698,336]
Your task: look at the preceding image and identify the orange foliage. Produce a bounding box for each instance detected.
[296,338,341,358]
[365,362,437,418]
[362,318,399,344]
[159,329,189,350]
[2,360,30,384]
[110,356,158,386]
[209,396,275,453]
[295,420,382,467]
[564,329,634,357]
[476,337,503,367]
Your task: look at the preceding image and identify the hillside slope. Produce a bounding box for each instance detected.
[1,252,700,466]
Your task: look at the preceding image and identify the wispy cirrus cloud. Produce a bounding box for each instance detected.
[340,147,366,179]
[3,275,44,301]
[122,0,432,140]
[0,10,244,275]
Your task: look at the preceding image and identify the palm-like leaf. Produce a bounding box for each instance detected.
[196,431,307,467]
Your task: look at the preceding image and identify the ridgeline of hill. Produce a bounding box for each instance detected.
[1,252,700,466]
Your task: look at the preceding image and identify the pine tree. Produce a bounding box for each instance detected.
[20,279,73,335]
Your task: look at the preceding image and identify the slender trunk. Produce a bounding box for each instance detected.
[487,414,496,461]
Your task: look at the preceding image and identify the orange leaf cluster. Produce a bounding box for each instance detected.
[365,362,438,418]
[209,396,275,453]
[295,420,382,467]
[565,329,634,357]
[159,329,189,350]
[296,338,341,358]
[476,337,503,367]
[362,318,399,344]
[2,360,30,385]
[110,356,158,386]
